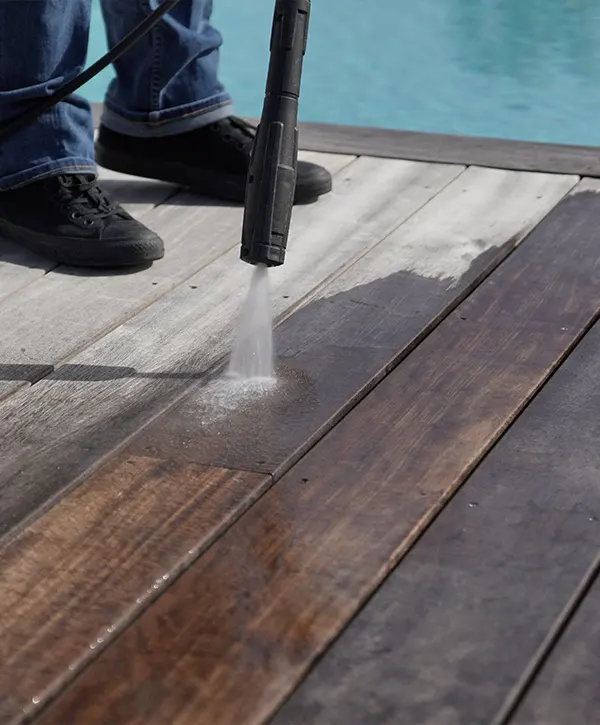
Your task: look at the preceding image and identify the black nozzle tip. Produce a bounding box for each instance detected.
[240,242,286,268]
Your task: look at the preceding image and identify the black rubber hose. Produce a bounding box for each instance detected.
[0,0,182,141]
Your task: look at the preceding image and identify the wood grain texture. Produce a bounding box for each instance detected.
[510,571,600,725]
[273,306,600,725]
[129,167,578,474]
[35,186,600,725]
[0,151,354,401]
[0,158,460,540]
[0,457,268,725]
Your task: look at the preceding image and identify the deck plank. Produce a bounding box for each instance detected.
[510,569,600,725]
[0,157,461,540]
[0,152,355,401]
[126,166,579,474]
[32,183,600,725]
[295,119,600,177]
[0,459,269,725]
[271,299,600,725]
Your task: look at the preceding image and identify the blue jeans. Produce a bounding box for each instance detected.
[0,0,233,190]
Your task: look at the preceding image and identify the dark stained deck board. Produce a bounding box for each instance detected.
[506,559,600,725]
[0,459,270,725]
[272,320,600,725]
[293,121,600,177]
[0,167,567,723]
[32,187,600,725]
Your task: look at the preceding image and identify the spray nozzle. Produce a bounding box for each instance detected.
[240,0,311,268]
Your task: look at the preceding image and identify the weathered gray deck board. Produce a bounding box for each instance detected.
[0,151,355,403]
[0,156,463,538]
[509,562,600,725]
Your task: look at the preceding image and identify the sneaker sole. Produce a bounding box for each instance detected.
[95,143,333,204]
[0,217,164,269]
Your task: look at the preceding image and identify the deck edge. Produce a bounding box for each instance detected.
[91,104,600,177]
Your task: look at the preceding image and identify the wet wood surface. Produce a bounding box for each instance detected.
[272,305,600,725]
[509,568,600,725]
[32,186,600,725]
[0,458,269,725]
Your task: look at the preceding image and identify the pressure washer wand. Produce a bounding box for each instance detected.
[240,0,311,267]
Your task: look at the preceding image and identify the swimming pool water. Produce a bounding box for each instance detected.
[87,0,600,147]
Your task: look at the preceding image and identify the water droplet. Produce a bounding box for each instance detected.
[89,642,97,650]
[136,597,143,604]
[32,696,40,705]
[153,583,160,590]
[468,502,479,508]
[107,624,116,633]
[561,327,568,331]
[162,574,170,580]
[96,636,104,644]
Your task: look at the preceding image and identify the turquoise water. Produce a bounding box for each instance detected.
[87,0,600,146]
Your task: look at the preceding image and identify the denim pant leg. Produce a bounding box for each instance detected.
[0,0,96,190]
[100,0,233,137]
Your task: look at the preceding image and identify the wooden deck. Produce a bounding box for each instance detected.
[1,125,600,725]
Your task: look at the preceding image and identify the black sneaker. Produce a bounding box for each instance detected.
[0,174,164,268]
[95,116,333,204]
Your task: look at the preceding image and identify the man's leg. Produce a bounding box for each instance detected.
[0,0,164,267]
[0,0,95,190]
[99,0,232,137]
[96,0,332,203]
